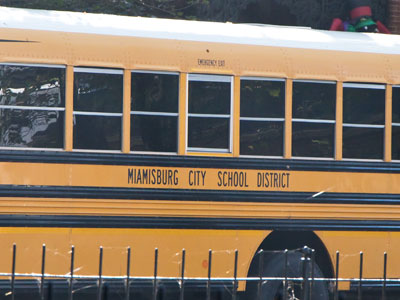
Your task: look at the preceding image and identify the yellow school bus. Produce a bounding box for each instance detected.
[0,5,400,299]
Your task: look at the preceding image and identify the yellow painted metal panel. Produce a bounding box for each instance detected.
[1,28,400,83]
[122,70,131,153]
[0,227,267,291]
[0,162,399,194]
[385,85,393,162]
[233,76,240,157]
[317,231,390,281]
[178,73,187,155]
[64,66,73,151]
[335,82,343,160]
[284,79,292,159]
[2,198,400,221]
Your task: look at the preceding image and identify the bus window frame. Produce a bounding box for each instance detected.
[342,82,386,161]
[72,67,124,152]
[0,62,66,151]
[186,74,234,154]
[391,85,400,162]
[239,76,285,159]
[130,70,180,155]
[291,79,336,160]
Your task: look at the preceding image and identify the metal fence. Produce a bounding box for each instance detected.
[3,244,400,300]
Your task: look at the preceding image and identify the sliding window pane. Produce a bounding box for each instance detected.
[73,115,121,150]
[240,121,283,156]
[189,81,230,114]
[0,65,65,107]
[392,126,400,160]
[343,86,385,125]
[74,72,122,113]
[393,87,400,123]
[188,117,229,149]
[293,82,335,120]
[292,122,334,157]
[131,115,177,152]
[131,73,178,113]
[240,80,285,118]
[343,127,383,159]
[0,109,63,148]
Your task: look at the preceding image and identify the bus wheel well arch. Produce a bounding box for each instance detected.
[247,230,334,280]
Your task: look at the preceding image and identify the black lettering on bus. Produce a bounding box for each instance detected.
[174,170,179,185]
[227,171,232,187]
[274,173,278,187]
[217,171,222,186]
[200,170,206,186]
[142,169,149,184]
[189,170,194,186]
[265,173,269,187]
[157,169,161,184]
[128,168,134,184]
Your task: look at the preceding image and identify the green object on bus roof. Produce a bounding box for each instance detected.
[354,17,377,32]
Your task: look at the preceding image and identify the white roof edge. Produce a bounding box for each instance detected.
[1,6,400,55]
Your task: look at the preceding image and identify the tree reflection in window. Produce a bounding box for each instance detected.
[131,72,178,152]
[292,81,336,158]
[0,64,65,148]
[343,83,385,159]
[392,86,400,160]
[73,68,123,151]
[187,75,232,152]
[240,78,284,156]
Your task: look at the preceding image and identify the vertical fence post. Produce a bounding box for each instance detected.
[153,248,158,300]
[11,244,16,300]
[309,249,315,300]
[358,251,363,300]
[335,251,339,300]
[206,249,212,300]
[68,245,75,300]
[382,252,387,300]
[125,247,131,300]
[232,250,238,300]
[284,249,288,300]
[40,244,46,300]
[257,249,264,300]
[301,247,310,300]
[180,249,185,300]
[97,246,103,300]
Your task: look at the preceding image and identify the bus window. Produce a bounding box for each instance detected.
[292,81,336,158]
[187,74,232,153]
[392,86,400,160]
[130,71,178,153]
[343,83,385,159]
[0,64,65,149]
[73,68,123,151]
[240,78,284,156]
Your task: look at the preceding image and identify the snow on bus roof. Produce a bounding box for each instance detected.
[0,6,400,55]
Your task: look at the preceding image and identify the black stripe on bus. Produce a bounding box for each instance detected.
[0,149,399,173]
[0,214,400,231]
[0,185,399,205]
[0,39,38,43]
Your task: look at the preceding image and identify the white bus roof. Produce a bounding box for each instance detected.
[0,6,400,55]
